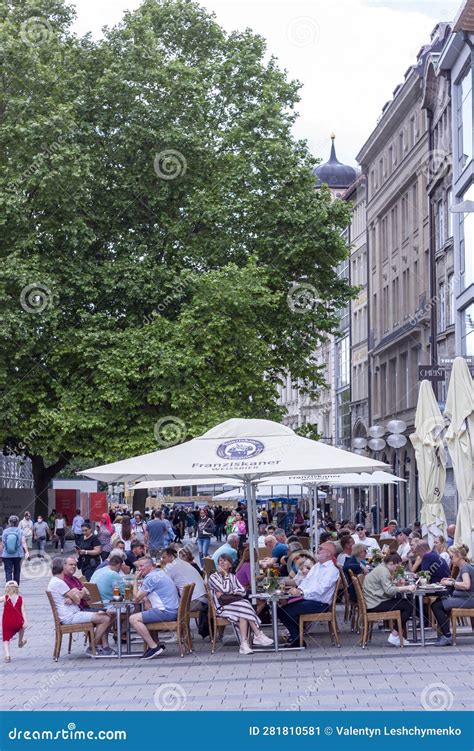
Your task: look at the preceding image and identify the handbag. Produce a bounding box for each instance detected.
[219,593,244,606]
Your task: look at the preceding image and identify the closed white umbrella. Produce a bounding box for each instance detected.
[409,380,447,545]
[444,358,474,551]
[81,418,389,594]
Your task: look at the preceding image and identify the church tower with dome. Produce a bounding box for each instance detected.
[314,134,358,198]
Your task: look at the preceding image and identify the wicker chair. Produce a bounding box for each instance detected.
[298,575,342,648]
[202,557,217,579]
[46,591,96,661]
[82,582,104,607]
[206,584,235,654]
[349,570,403,648]
[337,565,353,624]
[451,607,474,644]
[145,583,194,658]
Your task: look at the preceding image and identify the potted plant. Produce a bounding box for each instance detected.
[370,548,384,566]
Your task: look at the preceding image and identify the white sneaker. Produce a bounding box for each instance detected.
[239,640,253,655]
[399,637,412,646]
[387,633,401,647]
[253,632,274,647]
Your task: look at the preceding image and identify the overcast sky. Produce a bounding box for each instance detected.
[71,0,461,166]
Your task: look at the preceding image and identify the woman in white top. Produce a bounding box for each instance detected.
[54,513,66,552]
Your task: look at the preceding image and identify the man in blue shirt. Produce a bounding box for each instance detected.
[271,529,289,563]
[129,556,179,660]
[212,534,239,568]
[146,510,170,557]
[90,555,125,601]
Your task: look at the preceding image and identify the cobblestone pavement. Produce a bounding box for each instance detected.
[1,544,473,713]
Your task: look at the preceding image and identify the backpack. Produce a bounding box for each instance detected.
[5,530,20,555]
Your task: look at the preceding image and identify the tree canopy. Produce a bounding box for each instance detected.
[0,0,353,512]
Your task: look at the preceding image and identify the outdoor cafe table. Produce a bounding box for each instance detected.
[250,590,304,653]
[406,585,447,646]
[92,600,143,658]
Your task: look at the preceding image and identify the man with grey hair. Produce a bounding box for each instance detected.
[46,556,114,656]
[212,533,239,568]
[2,515,30,583]
[277,541,340,648]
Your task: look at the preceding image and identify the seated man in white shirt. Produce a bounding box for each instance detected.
[46,556,114,656]
[380,520,398,539]
[161,547,207,611]
[352,525,380,552]
[396,528,412,562]
[277,542,340,648]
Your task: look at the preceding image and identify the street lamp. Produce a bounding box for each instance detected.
[353,420,407,530]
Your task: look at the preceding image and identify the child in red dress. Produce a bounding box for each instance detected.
[1,580,28,662]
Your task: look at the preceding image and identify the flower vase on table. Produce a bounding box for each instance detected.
[394,564,406,586]
[417,571,431,587]
[369,548,384,567]
[264,568,280,594]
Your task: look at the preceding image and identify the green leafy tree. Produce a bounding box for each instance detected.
[0,0,353,516]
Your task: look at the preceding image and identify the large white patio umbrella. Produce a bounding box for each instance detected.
[409,379,447,545]
[444,358,474,551]
[81,418,389,594]
[263,470,404,549]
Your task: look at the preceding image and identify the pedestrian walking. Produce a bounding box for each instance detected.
[1,516,29,584]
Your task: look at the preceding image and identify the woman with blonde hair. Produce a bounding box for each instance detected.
[431,545,474,647]
[1,580,27,662]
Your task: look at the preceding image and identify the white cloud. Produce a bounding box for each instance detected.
[70,0,461,165]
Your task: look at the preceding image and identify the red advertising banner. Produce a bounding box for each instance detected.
[54,489,78,525]
[89,491,107,522]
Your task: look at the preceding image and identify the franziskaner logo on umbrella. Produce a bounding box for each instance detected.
[216,439,265,460]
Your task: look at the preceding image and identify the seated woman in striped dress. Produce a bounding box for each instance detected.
[209,554,273,655]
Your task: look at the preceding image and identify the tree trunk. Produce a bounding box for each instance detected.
[31,453,73,519]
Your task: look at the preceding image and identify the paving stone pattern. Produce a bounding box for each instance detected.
[2,544,473,712]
